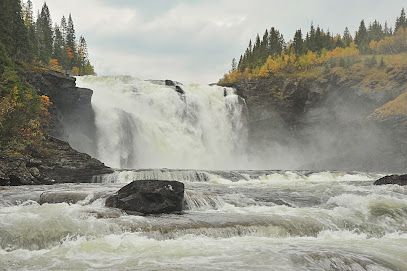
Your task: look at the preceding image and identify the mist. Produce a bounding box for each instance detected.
[246,84,400,172]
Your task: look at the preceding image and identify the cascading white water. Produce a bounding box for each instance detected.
[75,76,248,170]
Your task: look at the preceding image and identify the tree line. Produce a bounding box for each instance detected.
[221,8,407,83]
[0,0,95,75]
[0,0,95,156]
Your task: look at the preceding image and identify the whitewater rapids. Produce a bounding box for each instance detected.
[1,170,407,270]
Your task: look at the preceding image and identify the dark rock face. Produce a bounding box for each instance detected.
[165,79,176,86]
[226,71,407,172]
[0,137,113,186]
[19,68,97,157]
[106,180,185,215]
[374,175,407,186]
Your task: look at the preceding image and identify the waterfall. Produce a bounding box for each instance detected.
[75,76,248,170]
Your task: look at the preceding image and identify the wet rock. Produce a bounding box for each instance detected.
[175,85,185,95]
[0,137,112,186]
[0,156,52,186]
[165,79,176,86]
[39,192,89,204]
[374,174,407,186]
[106,180,184,215]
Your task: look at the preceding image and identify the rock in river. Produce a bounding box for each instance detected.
[374,174,407,186]
[105,180,184,215]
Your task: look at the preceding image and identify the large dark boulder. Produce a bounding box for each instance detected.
[106,180,184,215]
[374,174,407,186]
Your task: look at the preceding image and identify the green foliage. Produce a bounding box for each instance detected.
[364,55,377,67]
[0,69,51,155]
[0,0,95,157]
[0,42,13,74]
[36,3,54,63]
[395,8,407,31]
[225,7,407,84]
[0,0,31,61]
[379,57,385,68]
[0,0,96,75]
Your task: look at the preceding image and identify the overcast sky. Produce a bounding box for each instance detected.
[30,0,407,84]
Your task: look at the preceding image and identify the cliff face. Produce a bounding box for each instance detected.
[229,69,407,172]
[20,66,97,157]
[0,67,113,186]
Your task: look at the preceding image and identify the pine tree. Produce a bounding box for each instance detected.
[60,16,67,43]
[260,29,269,62]
[314,26,324,52]
[78,36,89,74]
[22,0,37,59]
[66,14,76,69]
[343,27,353,47]
[52,24,65,64]
[0,0,30,60]
[305,23,317,52]
[293,29,303,55]
[37,2,53,63]
[395,8,407,31]
[368,20,384,42]
[269,27,284,56]
[383,21,392,36]
[355,20,369,52]
[324,29,335,50]
[231,58,237,72]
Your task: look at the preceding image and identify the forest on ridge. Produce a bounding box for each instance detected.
[219,8,407,83]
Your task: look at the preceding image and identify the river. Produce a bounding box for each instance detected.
[1,170,407,270]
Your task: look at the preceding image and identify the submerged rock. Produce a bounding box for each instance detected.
[106,180,184,215]
[39,192,89,204]
[374,174,407,186]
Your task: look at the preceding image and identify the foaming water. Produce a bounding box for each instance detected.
[75,76,247,170]
[1,171,407,270]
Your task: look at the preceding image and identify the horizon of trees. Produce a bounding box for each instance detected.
[221,8,407,83]
[0,0,95,155]
[0,0,95,75]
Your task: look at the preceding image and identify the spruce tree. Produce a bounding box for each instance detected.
[66,14,76,69]
[368,20,384,42]
[23,0,37,59]
[292,29,303,55]
[343,27,353,47]
[0,0,30,60]
[60,16,67,43]
[37,2,53,63]
[231,58,237,72]
[314,26,323,52]
[78,36,89,74]
[269,27,284,56]
[305,23,316,52]
[260,29,269,62]
[52,24,65,64]
[355,20,369,53]
[395,8,406,31]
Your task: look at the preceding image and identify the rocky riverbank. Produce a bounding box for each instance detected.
[0,136,112,186]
